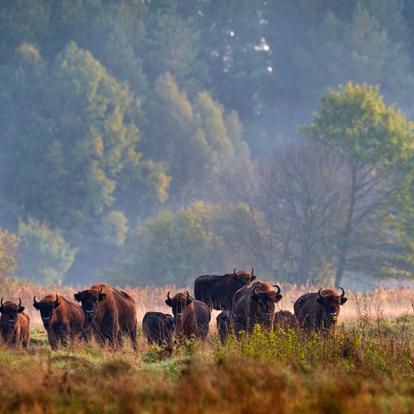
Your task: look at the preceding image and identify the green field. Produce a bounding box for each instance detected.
[1,317,414,414]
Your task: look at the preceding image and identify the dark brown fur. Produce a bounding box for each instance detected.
[33,294,84,350]
[294,288,347,332]
[142,312,175,348]
[232,281,282,336]
[194,268,256,310]
[273,310,299,332]
[165,291,211,340]
[0,299,30,349]
[74,284,137,349]
[217,310,232,344]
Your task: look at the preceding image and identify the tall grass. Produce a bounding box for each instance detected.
[0,281,414,413]
[0,313,413,413]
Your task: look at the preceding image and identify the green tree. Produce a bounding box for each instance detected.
[18,217,76,284]
[0,41,165,239]
[0,229,19,283]
[110,201,267,286]
[143,73,249,203]
[303,82,414,285]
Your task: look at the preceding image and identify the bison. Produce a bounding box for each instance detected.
[294,287,347,332]
[142,311,175,349]
[194,268,256,310]
[273,310,299,332]
[0,298,30,349]
[216,310,232,344]
[165,291,210,340]
[33,294,84,349]
[74,284,137,349]
[232,281,282,336]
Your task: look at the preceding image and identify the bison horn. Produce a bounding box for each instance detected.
[273,284,281,294]
[33,296,38,305]
[318,288,324,298]
[18,297,22,307]
[55,294,59,304]
[0,298,3,307]
[234,268,237,276]
[185,290,190,299]
[338,286,345,298]
[253,285,260,295]
[251,267,254,276]
[99,287,103,293]
[167,291,171,300]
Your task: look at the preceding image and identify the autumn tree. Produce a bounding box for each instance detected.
[303,82,414,286]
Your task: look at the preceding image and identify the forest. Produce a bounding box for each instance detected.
[1,0,414,287]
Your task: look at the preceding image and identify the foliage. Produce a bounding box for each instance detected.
[0,310,414,413]
[17,217,76,285]
[0,1,414,285]
[0,229,18,283]
[111,201,266,286]
[303,83,414,285]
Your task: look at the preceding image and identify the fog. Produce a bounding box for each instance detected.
[0,0,413,288]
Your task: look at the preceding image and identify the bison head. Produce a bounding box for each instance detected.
[0,298,24,327]
[74,288,106,322]
[33,295,60,328]
[316,287,347,323]
[233,267,256,286]
[252,283,282,329]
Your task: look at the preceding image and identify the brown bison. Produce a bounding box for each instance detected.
[165,291,210,340]
[142,312,175,349]
[294,287,347,332]
[232,281,282,335]
[194,268,256,310]
[33,294,84,349]
[216,310,232,344]
[273,310,299,332]
[0,298,30,349]
[74,284,137,349]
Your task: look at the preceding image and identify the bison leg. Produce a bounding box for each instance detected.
[129,328,137,351]
[47,331,59,350]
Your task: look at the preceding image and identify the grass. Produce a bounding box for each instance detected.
[0,316,413,413]
[1,282,414,413]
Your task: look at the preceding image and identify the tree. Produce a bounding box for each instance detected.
[18,217,76,285]
[303,82,414,286]
[143,73,249,205]
[255,141,347,283]
[0,41,166,240]
[110,201,268,286]
[0,229,19,283]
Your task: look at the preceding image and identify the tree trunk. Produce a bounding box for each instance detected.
[335,160,358,287]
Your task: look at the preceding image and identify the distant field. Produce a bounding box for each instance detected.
[3,281,413,327]
[0,282,413,413]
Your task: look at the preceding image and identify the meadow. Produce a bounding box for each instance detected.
[0,283,413,413]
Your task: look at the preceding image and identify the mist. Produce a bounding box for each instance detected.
[0,0,413,289]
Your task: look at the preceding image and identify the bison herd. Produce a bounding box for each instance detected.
[0,270,348,350]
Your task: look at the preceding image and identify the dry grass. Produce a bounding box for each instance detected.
[0,280,413,413]
[4,280,413,327]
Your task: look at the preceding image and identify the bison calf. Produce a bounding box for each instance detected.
[165,291,211,340]
[273,310,299,332]
[294,287,347,333]
[0,298,30,349]
[33,294,84,349]
[142,312,175,349]
[217,310,232,344]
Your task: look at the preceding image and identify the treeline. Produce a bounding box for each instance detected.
[0,0,413,286]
